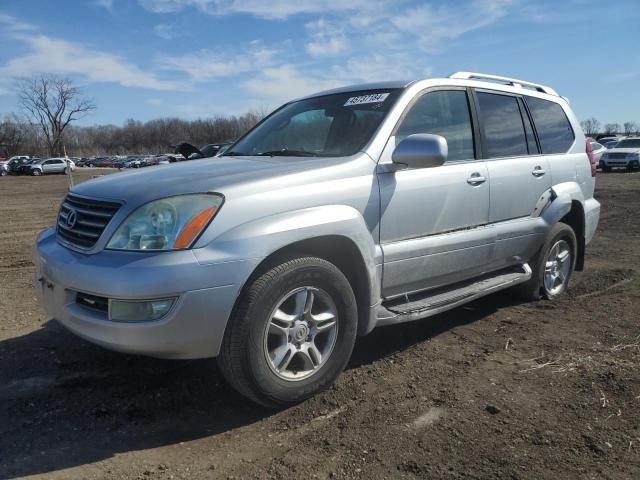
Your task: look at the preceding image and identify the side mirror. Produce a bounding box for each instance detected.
[392,133,448,169]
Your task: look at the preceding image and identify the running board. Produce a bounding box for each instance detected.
[376,264,532,327]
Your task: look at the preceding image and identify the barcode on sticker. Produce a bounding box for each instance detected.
[344,93,390,106]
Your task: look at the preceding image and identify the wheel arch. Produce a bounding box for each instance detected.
[559,200,586,271]
[234,235,374,337]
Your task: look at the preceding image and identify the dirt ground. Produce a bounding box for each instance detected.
[1,169,639,480]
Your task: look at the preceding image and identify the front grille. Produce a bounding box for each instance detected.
[608,153,628,159]
[76,291,109,313]
[57,193,121,249]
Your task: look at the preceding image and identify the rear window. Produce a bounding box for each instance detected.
[476,92,528,158]
[525,97,575,154]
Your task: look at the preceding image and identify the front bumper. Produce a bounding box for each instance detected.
[34,228,261,359]
[600,158,639,168]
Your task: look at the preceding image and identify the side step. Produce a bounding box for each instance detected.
[376,264,532,327]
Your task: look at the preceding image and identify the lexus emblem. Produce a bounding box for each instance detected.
[66,209,78,229]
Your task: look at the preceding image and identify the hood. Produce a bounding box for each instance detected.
[607,148,640,154]
[70,155,345,205]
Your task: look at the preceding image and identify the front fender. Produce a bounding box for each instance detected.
[192,204,380,306]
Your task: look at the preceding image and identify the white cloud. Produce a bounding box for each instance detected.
[154,24,174,39]
[139,0,388,19]
[389,0,513,53]
[305,18,348,57]
[0,13,37,32]
[161,42,278,80]
[92,0,115,10]
[243,64,345,106]
[0,33,188,91]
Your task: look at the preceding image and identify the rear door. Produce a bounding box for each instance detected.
[474,90,551,269]
[378,88,492,298]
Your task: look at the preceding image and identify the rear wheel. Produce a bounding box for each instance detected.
[218,256,357,408]
[0,170,6,177]
[513,222,577,301]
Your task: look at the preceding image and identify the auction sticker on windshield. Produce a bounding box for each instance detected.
[344,93,390,106]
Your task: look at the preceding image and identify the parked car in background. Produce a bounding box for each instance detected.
[2,157,33,175]
[601,138,620,149]
[17,158,43,175]
[28,158,73,175]
[588,140,606,162]
[35,72,599,407]
[173,142,233,160]
[599,137,640,172]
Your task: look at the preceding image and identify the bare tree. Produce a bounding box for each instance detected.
[604,123,621,135]
[580,117,600,136]
[18,75,95,157]
[623,121,637,136]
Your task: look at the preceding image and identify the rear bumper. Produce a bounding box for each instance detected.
[34,228,262,359]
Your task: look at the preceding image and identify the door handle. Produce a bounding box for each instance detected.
[532,166,546,177]
[466,173,486,185]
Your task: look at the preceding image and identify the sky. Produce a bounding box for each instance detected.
[0,0,639,126]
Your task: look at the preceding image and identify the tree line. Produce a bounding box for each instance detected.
[580,118,640,137]
[3,75,638,159]
[0,74,263,158]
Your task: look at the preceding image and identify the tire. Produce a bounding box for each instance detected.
[64,167,70,174]
[602,165,611,173]
[32,169,42,176]
[218,256,358,408]
[513,222,577,301]
[0,170,6,177]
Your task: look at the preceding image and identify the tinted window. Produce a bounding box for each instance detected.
[477,92,528,158]
[525,97,574,153]
[396,90,474,161]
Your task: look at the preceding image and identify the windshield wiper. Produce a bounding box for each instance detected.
[256,149,317,157]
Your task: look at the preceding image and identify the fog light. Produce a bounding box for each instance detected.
[108,298,175,322]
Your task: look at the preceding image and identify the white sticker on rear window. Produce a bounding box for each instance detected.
[344,93,390,106]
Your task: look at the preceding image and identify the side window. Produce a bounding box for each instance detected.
[396,90,474,161]
[476,92,528,158]
[525,96,575,154]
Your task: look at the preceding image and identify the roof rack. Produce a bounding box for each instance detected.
[448,71,559,96]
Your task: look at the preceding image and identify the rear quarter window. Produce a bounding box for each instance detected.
[525,97,575,154]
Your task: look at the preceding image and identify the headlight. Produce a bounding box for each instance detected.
[627,152,640,160]
[601,153,608,159]
[107,194,223,251]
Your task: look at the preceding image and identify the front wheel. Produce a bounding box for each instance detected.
[32,169,42,176]
[218,256,357,408]
[513,222,577,301]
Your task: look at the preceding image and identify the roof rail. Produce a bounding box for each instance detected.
[448,71,559,96]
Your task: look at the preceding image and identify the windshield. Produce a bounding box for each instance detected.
[614,139,640,148]
[226,89,401,158]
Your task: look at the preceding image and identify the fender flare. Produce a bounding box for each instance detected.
[193,204,381,313]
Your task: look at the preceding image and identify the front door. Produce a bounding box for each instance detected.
[378,89,493,299]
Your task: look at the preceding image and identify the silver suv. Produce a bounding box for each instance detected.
[599,136,640,172]
[34,72,600,407]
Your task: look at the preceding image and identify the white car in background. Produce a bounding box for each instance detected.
[589,141,606,163]
[599,137,640,172]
